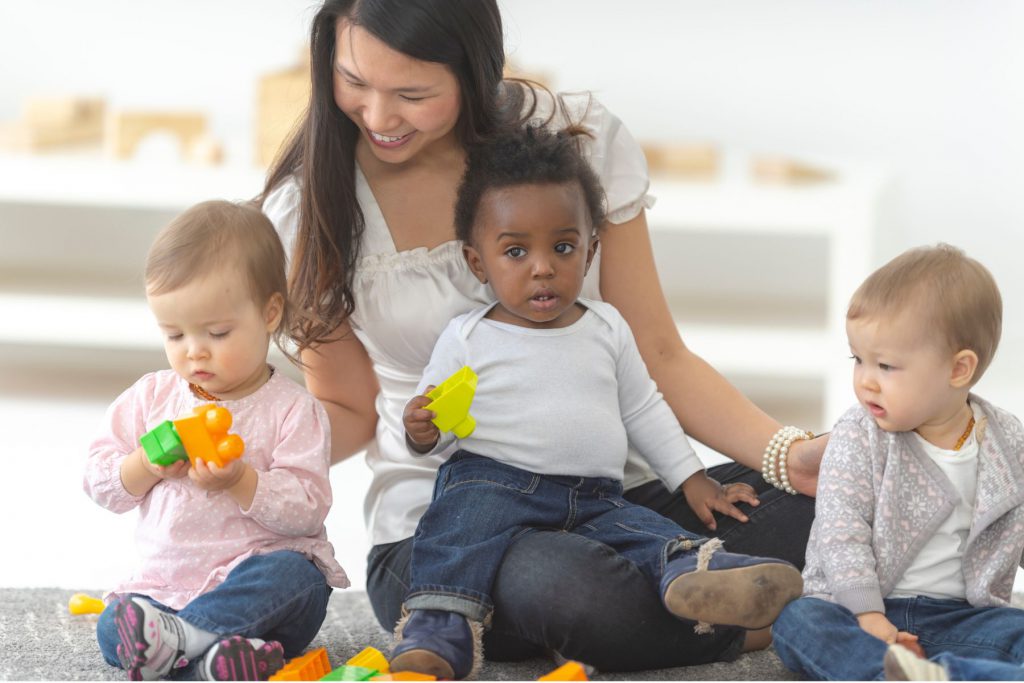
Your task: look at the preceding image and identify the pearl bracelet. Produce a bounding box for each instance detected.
[762,426,813,495]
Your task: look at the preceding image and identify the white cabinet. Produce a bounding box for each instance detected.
[0,153,887,432]
[646,156,889,441]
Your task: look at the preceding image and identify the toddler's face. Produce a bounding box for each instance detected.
[463,181,596,329]
[147,271,282,400]
[846,313,963,436]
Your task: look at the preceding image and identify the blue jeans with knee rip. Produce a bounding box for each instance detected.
[404,451,707,623]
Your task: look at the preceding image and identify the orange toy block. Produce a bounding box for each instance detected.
[370,674,436,681]
[538,661,589,681]
[346,647,389,674]
[270,647,331,681]
[172,403,245,468]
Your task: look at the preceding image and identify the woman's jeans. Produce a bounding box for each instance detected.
[97,551,331,677]
[774,595,1024,681]
[405,452,707,622]
[368,461,811,671]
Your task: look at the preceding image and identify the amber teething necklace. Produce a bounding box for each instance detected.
[953,416,975,451]
[189,383,220,401]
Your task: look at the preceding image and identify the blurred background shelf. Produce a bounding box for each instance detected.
[0,151,888,475]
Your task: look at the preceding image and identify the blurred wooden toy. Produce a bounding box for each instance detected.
[751,155,834,184]
[105,110,220,163]
[641,143,718,180]
[0,96,105,151]
[257,50,311,167]
[68,592,105,615]
[425,366,478,439]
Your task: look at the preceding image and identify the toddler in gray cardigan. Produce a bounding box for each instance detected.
[773,244,1024,681]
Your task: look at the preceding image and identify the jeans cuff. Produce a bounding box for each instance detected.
[404,592,491,623]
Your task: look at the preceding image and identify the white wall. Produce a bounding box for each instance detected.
[2,1,1022,588]
[2,1,1020,327]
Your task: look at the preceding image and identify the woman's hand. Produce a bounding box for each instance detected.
[403,389,440,453]
[785,433,829,496]
[680,471,760,531]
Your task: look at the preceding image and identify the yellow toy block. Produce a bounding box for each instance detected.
[270,647,331,681]
[346,647,389,674]
[425,366,477,439]
[68,593,105,615]
[537,661,589,681]
[172,403,245,468]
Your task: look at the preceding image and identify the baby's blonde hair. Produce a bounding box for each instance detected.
[145,200,290,351]
[847,243,1002,382]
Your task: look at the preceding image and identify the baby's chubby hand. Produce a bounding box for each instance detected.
[188,458,248,492]
[138,450,190,481]
[681,471,760,531]
[404,387,440,453]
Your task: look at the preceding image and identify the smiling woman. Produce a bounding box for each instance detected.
[259,0,826,674]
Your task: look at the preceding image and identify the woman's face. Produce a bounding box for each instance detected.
[333,20,462,165]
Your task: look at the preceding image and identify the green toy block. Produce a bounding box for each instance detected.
[140,420,187,466]
[320,665,377,681]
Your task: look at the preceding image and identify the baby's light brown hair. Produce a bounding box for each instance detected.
[847,243,1002,383]
[145,199,291,353]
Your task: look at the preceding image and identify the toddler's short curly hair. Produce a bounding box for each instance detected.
[454,124,607,245]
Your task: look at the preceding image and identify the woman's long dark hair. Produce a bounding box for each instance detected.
[260,0,556,351]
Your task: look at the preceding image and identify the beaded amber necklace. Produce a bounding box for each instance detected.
[189,383,220,401]
[953,416,975,451]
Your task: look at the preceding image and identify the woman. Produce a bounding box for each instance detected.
[261,0,825,671]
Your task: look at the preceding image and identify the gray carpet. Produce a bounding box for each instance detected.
[0,588,794,681]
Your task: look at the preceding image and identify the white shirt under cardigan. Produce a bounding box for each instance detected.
[263,91,662,546]
[888,405,981,601]
[412,300,704,492]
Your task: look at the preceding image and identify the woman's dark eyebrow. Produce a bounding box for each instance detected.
[335,62,434,94]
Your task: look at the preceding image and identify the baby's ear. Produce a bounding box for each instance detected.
[463,244,488,284]
[264,292,285,332]
[584,234,599,274]
[950,349,979,388]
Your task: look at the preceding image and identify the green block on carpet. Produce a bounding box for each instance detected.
[320,665,377,681]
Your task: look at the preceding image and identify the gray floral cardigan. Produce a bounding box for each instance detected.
[802,393,1024,615]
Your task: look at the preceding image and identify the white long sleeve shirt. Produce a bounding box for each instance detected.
[413,299,704,492]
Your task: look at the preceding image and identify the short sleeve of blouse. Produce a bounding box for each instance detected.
[530,91,656,225]
[261,178,302,266]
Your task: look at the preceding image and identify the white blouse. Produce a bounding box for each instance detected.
[264,92,658,545]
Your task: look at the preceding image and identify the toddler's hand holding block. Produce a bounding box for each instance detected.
[140,404,245,468]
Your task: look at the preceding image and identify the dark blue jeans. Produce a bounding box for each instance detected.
[368,461,811,672]
[97,551,331,678]
[406,452,705,622]
[774,595,1024,680]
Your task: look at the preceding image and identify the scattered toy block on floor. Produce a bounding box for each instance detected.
[270,647,331,681]
[68,593,105,615]
[538,660,589,681]
[346,647,389,674]
[369,673,436,681]
[320,665,376,681]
